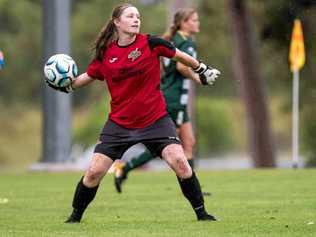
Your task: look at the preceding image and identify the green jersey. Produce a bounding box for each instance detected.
[161,31,197,109]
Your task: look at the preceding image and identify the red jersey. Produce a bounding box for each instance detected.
[86,34,176,128]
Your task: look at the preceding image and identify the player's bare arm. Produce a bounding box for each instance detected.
[174,48,199,68]
[72,72,96,89]
[176,61,201,84]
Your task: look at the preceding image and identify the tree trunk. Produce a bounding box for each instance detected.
[227,0,276,167]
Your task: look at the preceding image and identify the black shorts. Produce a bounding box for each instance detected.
[94,115,181,161]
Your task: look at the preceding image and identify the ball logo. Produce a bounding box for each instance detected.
[128,48,141,62]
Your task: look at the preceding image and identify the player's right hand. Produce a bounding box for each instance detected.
[45,80,74,93]
[193,62,221,85]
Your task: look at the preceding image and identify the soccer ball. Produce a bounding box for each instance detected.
[44,54,78,87]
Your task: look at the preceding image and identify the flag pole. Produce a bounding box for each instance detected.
[289,19,305,169]
[292,69,299,168]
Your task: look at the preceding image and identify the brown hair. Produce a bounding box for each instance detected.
[163,7,197,41]
[93,3,134,61]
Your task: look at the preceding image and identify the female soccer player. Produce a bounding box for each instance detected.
[114,8,205,193]
[47,3,220,223]
[0,50,4,70]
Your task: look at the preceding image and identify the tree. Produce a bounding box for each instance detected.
[261,0,316,166]
[227,0,276,167]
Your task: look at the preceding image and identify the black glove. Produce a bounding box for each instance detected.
[46,80,74,93]
[193,62,221,85]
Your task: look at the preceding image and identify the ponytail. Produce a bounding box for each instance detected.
[163,24,179,41]
[93,20,117,61]
[92,3,134,61]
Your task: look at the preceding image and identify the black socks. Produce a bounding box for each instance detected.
[67,176,99,222]
[177,172,204,215]
[66,173,216,223]
[177,171,217,220]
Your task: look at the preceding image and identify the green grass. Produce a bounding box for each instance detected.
[0,169,315,237]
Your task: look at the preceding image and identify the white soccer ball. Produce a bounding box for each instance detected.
[44,54,78,87]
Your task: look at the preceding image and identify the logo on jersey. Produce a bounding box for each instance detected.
[109,57,118,63]
[128,48,141,62]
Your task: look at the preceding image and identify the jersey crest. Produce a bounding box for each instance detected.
[128,48,141,61]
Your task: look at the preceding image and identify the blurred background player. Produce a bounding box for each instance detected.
[114,8,206,193]
[0,50,4,70]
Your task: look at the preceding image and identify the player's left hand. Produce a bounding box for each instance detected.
[45,80,74,93]
[193,62,221,85]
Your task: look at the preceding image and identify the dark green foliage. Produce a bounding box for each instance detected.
[73,94,110,146]
[302,108,316,166]
[0,0,42,104]
[197,97,236,155]
[261,0,316,43]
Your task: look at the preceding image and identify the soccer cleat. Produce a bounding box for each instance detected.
[197,213,218,221]
[202,191,211,196]
[114,162,127,193]
[64,209,82,224]
[65,216,81,223]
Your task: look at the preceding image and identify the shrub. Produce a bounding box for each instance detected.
[196,97,238,155]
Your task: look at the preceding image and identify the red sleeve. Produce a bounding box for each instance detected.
[86,59,104,81]
[147,35,176,58]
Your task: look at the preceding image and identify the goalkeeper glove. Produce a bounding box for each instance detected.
[193,62,221,85]
[46,80,74,93]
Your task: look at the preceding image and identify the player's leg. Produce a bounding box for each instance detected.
[161,144,217,221]
[66,119,132,223]
[171,107,196,168]
[178,121,196,168]
[139,115,216,221]
[114,149,155,193]
[66,153,113,223]
[124,149,155,173]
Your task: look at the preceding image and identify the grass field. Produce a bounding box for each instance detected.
[0,169,315,237]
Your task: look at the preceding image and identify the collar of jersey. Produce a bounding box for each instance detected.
[177,31,190,40]
[116,34,139,48]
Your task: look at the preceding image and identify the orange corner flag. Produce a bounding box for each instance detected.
[289,19,305,72]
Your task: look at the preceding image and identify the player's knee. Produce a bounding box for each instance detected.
[183,140,195,157]
[162,145,178,159]
[162,144,191,177]
[183,137,196,151]
[176,159,192,178]
[190,137,196,148]
[172,157,192,178]
[85,167,105,185]
[182,139,195,159]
